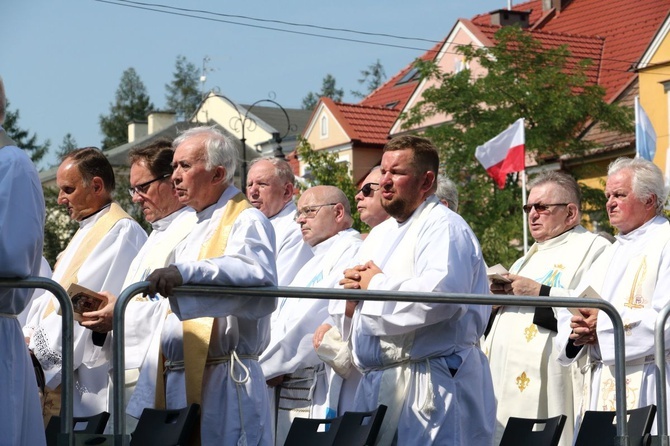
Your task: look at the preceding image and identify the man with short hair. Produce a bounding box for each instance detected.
[24,147,147,421]
[556,157,670,425]
[0,75,47,445]
[137,127,277,445]
[83,138,197,432]
[485,171,610,446]
[340,135,493,445]
[436,174,459,213]
[260,185,362,445]
[355,166,389,230]
[247,157,312,285]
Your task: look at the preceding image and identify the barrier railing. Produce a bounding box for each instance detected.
[112,283,632,446]
[655,303,670,446]
[0,277,74,446]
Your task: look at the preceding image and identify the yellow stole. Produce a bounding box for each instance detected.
[155,193,252,409]
[43,202,132,318]
[40,202,132,423]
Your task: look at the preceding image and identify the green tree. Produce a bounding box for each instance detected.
[54,132,78,164]
[165,55,202,120]
[302,74,344,110]
[99,68,154,150]
[402,26,632,266]
[351,59,387,99]
[3,100,50,164]
[43,186,77,267]
[295,138,364,232]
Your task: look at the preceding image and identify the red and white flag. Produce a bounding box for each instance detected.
[475,118,525,189]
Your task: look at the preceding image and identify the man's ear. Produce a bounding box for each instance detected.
[565,203,580,226]
[421,171,436,195]
[91,176,105,194]
[211,166,227,185]
[283,182,294,202]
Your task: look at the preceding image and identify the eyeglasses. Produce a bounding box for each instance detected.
[357,182,379,198]
[128,173,171,197]
[294,203,338,221]
[522,203,570,214]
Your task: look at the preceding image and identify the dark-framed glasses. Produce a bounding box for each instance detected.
[522,202,570,214]
[358,182,379,198]
[128,173,171,197]
[294,203,338,221]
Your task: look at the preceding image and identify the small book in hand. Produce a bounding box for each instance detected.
[487,263,511,283]
[568,285,601,316]
[66,283,108,322]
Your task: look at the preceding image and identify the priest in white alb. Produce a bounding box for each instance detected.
[133,127,277,445]
[246,157,312,286]
[24,147,147,422]
[0,75,47,445]
[485,171,610,446]
[81,139,196,433]
[555,157,670,429]
[340,135,494,446]
[260,185,362,445]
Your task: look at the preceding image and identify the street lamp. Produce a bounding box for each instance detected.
[199,92,292,191]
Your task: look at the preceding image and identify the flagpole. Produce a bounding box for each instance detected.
[521,169,528,254]
[634,95,640,159]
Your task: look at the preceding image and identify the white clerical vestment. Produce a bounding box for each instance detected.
[339,196,494,446]
[0,139,47,446]
[270,201,313,286]
[105,207,195,432]
[25,203,147,417]
[556,216,670,429]
[260,228,362,445]
[129,186,277,446]
[484,226,610,446]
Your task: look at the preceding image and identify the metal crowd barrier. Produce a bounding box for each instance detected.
[0,277,74,446]
[655,303,670,446]
[111,283,632,446]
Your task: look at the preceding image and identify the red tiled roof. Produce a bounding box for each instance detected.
[323,98,400,146]
[359,40,443,110]
[471,0,670,102]
[474,23,605,86]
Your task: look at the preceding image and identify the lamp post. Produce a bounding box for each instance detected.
[200,92,292,191]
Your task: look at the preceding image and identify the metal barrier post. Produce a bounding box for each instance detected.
[0,277,74,446]
[111,282,150,446]
[655,303,670,446]
[111,284,631,445]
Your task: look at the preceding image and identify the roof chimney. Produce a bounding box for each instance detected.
[147,111,176,135]
[127,121,148,143]
[543,0,571,12]
[490,9,531,28]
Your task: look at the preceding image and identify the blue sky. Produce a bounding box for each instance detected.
[4,0,506,169]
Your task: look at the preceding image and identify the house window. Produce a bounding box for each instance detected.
[396,67,420,85]
[455,57,469,73]
[320,115,328,138]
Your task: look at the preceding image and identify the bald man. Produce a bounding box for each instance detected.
[260,185,362,445]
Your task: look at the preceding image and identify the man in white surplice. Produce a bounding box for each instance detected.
[82,139,196,433]
[247,157,312,285]
[260,185,362,445]
[312,166,389,418]
[136,127,277,445]
[555,157,670,429]
[485,171,610,446]
[339,135,494,446]
[0,76,47,446]
[24,147,147,422]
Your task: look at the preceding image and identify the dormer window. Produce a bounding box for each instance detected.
[396,67,420,85]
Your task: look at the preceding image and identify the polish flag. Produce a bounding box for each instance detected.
[475,118,525,189]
